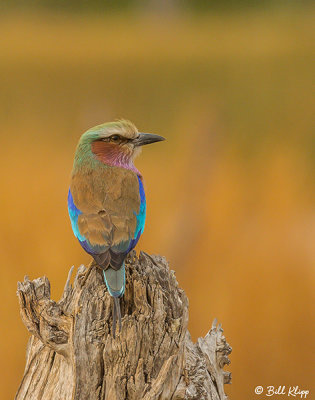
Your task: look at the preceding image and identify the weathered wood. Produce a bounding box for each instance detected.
[16,251,231,400]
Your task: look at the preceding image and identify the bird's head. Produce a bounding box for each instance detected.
[77,120,164,171]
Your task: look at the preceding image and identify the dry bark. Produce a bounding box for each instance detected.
[16,251,232,400]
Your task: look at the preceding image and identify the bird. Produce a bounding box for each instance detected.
[68,119,165,337]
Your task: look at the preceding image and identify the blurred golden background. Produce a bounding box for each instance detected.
[0,2,314,399]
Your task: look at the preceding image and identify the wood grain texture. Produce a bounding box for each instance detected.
[16,251,231,400]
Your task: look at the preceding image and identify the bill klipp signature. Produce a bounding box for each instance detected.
[255,386,309,398]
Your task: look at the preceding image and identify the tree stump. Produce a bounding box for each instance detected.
[16,251,232,400]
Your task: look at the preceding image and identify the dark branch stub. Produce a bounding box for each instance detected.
[16,251,232,400]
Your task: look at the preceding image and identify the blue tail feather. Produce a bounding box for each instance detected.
[103,263,125,338]
[103,263,125,297]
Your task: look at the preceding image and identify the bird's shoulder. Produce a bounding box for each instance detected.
[70,165,141,214]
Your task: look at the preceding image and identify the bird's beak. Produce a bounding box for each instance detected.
[132,133,165,147]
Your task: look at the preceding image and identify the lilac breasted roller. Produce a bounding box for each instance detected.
[68,120,165,336]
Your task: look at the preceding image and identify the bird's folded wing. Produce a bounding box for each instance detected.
[69,166,141,254]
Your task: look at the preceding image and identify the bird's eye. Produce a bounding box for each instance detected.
[110,135,121,142]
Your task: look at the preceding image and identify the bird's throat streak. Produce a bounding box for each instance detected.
[91,141,140,176]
